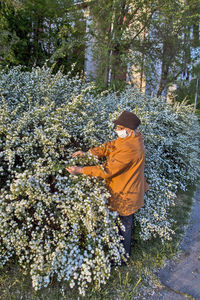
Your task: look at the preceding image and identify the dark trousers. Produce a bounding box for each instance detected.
[119,214,134,258]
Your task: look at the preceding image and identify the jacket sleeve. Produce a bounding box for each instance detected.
[83,149,134,179]
[89,140,115,158]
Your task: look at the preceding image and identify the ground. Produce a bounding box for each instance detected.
[147,184,200,300]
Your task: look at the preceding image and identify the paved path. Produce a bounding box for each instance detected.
[148,185,200,300]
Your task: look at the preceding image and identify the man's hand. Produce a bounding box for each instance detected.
[66,166,83,175]
[72,151,86,157]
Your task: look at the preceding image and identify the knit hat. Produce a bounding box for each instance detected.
[113,110,141,130]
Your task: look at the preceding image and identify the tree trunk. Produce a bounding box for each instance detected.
[157,41,170,98]
[104,49,112,87]
[157,62,169,97]
[194,77,199,113]
[111,47,127,84]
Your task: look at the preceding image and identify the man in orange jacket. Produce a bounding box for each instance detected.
[67,111,148,262]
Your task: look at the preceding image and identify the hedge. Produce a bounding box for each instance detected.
[0,66,199,294]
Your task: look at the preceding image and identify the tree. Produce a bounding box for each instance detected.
[86,0,163,89]
[0,0,86,75]
[84,0,200,95]
[145,0,200,97]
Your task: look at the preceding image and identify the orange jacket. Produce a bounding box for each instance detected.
[83,132,148,216]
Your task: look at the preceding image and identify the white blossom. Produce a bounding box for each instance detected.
[0,66,199,295]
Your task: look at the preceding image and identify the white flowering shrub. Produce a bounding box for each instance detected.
[114,89,200,240]
[0,67,199,294]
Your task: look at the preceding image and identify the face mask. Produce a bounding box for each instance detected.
[115,129,128,138]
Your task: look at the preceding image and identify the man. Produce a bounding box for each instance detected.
[66,110,148,262]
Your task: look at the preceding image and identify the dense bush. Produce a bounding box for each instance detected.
[0,66,199,294]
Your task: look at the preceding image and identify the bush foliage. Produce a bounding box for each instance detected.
[0,66,199,294]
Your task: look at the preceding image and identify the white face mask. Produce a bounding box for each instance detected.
[115,129,128,138]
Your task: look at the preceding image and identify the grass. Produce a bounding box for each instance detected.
[0,185,196,300]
